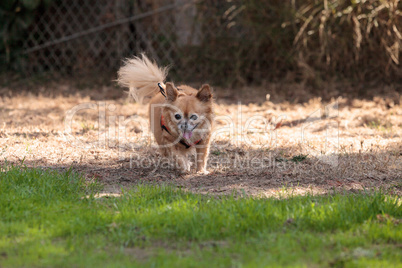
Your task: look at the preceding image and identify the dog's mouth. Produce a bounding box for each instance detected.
[183,130,193,140]
[182,123,199,140]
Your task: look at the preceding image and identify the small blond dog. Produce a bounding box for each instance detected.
[117,54,214,173]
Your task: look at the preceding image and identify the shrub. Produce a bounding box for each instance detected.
[0,0,52,71]
[184,0,401,85]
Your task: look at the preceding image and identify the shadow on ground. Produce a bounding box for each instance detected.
[1,82,401,196]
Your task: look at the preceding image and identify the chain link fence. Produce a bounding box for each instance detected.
[17,0,402,85]
[23,1,176,74]
[21,0,244,84]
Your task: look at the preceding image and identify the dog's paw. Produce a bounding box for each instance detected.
[197,169,210,175]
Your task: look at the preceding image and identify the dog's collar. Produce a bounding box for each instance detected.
[160,115,202,149]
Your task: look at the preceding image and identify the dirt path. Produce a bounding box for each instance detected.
[1,85,401,196]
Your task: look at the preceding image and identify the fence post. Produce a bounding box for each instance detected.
[174,0,200,46]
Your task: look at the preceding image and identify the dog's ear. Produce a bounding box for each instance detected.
[165,82,178,102]
[196,84,212,102]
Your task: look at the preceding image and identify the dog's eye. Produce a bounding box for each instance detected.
[174,114,182,120]
[190,114,198,120]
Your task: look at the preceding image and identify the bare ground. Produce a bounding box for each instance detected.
[1,83,401,197]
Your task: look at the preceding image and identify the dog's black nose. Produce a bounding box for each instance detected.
[180,121,188,130]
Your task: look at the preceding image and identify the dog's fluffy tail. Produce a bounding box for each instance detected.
[117,54,167,103]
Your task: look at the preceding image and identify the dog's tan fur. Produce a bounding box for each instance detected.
[117,54,214,173]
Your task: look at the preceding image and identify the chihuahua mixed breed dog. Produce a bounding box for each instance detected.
[117,54,214,174]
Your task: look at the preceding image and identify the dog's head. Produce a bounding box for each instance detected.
[162,82,213,140]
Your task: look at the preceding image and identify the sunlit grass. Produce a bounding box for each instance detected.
[0,165,400,267]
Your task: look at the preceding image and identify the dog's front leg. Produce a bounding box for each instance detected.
[173,154,189,173]
[172,147,190,173]
[196,142,210,174]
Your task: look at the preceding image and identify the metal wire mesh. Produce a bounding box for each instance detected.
[12,0,402,85]
[23,1,170,73]
[21,0,258,84]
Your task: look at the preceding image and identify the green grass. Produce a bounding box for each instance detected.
[0,165,401,267]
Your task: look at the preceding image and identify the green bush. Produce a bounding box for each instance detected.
[0,0,52,71]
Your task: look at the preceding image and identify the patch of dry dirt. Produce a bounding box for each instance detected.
[1,84,401,197]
